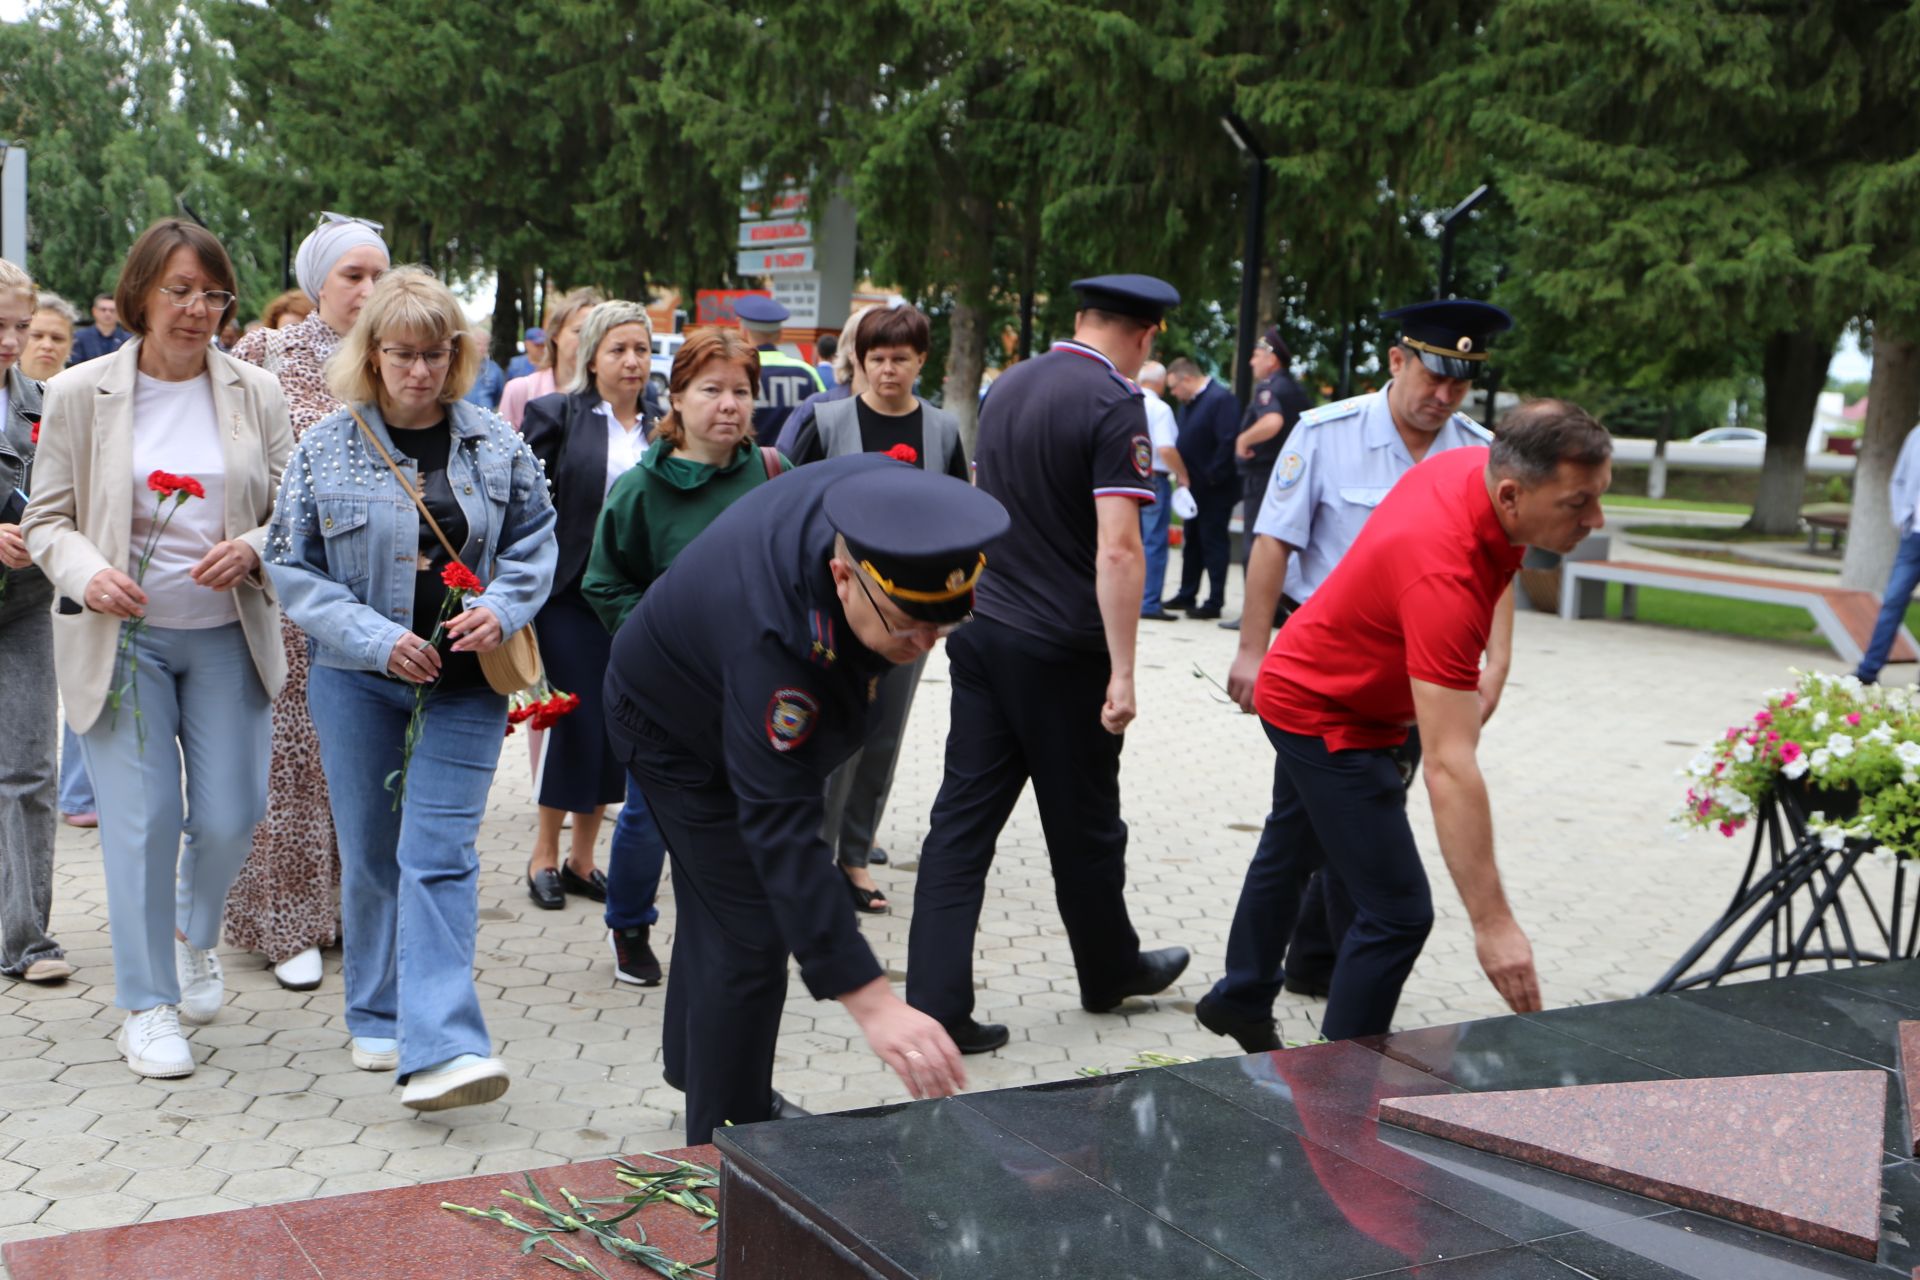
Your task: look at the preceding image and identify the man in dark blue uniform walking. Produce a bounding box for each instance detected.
[906,275,1191,1054]
[603,455,1008,1143]
[1163,356,1241,619]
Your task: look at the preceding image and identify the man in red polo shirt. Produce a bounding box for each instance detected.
[1197,399,1612,1048]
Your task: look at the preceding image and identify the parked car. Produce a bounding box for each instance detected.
[650,332,684,401]
[1688,426,1768,446]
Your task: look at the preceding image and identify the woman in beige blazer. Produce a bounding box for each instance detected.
[22,219,292,1081]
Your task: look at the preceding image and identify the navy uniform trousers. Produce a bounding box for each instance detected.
[1213,720,1434,1041]
[608,713,789,1145]
[907,618,1141,1026]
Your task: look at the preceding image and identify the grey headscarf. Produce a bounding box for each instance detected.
[294,212,390,302]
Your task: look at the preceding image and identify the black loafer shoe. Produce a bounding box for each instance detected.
[559,862,608,902]
[868,846,890,866]
[527,868,564,910]
[1196,994,1283,1053]
[1160,596,1197,611]
[944,1018,1010,1055]
[1187,605,1223,620]
[770,1090,813,1120]
[1140,609,1178,621]
[1082,946,1191,1013]
[1282,971,1333,999]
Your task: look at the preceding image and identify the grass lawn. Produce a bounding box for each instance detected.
[1605,494,1754,515]
[1598,583,1920,651]
[1623,522,1798,543]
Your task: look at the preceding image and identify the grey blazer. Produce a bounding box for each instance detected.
[812,395,964,475]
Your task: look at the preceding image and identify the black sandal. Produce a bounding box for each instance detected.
[848,881,890,914]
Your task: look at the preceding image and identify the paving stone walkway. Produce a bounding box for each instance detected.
[0,569,1901,1263]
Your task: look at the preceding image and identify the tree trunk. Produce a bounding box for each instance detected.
[490,264,522,365]
[1745,325,1837,534]
[1648,406,1673,500]
[944,299,987,459]
[1840,328,1920,591]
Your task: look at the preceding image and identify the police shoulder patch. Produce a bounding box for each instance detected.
[1130,434,1153,479]
[1275,452,1307,490]
[1258,389,1273,405]
[1296,396,1367,431]
[766,688,820,752]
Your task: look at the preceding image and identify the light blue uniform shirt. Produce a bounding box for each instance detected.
[1252,384,1491,602]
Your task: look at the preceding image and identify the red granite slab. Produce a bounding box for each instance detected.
[1901,1020,1920,1156]
[2,1145,722,1280]
[1380,1071,1885,1260]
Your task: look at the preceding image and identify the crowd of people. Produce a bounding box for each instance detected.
[0,209,1616,1139]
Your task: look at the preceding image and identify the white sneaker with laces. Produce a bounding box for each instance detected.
[118,1006,194,1078]
[273,946,323,992]
[401,1054,510,1111]
[174,938,224,1024]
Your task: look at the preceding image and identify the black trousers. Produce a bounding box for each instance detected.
[607,714,788,1145]
[1238,467,1273,568]
[1175,485,1235,607]
[906,619,1141,1026]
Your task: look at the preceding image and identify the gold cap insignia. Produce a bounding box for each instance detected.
[1455,336,1474,353]
[946,568,968,592]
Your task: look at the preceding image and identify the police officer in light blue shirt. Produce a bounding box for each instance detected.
[1211,299,1517,1014]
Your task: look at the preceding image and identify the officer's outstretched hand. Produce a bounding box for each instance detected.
[840,978,967,1101]
[1102,672,1136,735]
[1474,914,1542,1014]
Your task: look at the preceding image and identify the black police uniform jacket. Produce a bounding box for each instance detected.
[603,453,894,999]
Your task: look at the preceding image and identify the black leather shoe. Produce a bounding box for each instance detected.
[770,1090,813,1121]
[610,926,662,986]
[1140,609,1178,621]
[559,862,608,902]
[868,846,890,866]
[527,868,564,910]
[1160,596,1197,611]
[944,1018,1010,1054]
[1282,971,1332,998]
[1082,946,1191,1013]
[1187,605,1223,620]
[1196,994,1283,1053]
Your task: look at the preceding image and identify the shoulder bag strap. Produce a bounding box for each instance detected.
[348,405,471,575]
[761,445,784,479]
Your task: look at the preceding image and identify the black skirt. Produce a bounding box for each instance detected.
[532,586,627,812]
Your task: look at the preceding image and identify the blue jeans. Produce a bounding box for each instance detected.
[82,623,270,1011]
[1858,530,1920,682]
[1139,472,1172,614]
[59,726,95,816]
[606,774,666,929]
[308,664,503,1077]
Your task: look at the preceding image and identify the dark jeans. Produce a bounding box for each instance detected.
[605,774,667,930]
[1175,485,1235,607]
[1857,530,1920,682]
[1239,468,1272,568]
[1208,722,1434,1040]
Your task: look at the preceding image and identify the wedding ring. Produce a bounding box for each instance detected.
[905,1050,924,1059]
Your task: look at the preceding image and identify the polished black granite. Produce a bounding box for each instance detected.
[714,959,1920,1278]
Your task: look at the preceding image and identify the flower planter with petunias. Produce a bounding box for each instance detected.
[1655,670,1920,993]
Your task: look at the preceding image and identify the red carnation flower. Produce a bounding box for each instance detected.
[180,476,206,500]
[441,562,484,595]
[29,423,38,445]
[884,444,919,465]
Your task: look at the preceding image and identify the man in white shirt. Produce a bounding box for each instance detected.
[1136,361,1192,621]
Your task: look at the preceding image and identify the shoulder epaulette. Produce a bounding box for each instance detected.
[1451,413,1494,443]
[1295,396,1367,430]
[1109,370,1142,397]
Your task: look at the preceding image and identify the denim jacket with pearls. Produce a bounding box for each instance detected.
[266,399,557,675]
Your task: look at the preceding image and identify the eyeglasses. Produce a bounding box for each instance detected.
[158,286,236,311]
[380,346,455,369]
[852,569,970,639]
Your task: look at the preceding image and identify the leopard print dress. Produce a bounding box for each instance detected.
[222,313,343,963]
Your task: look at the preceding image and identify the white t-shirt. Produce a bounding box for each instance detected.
[596,400,648,497]
[1141,386,1178,475]
[130,372,237,629]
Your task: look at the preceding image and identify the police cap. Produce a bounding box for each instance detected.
[523,326,547,343]
[824,466,1012,625]
[1382,299,1512,380]
[1257,325,1290,362]
[1070,274,1181,325]
[734,295,790,327]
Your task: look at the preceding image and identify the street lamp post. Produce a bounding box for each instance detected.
[1221,114,1267,405]
[1436,183,1491,298]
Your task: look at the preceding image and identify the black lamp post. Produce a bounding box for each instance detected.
[1436,182,1491,298]
[1221,113,1268,404]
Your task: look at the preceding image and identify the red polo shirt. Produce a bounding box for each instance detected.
[1255,447,1524,751]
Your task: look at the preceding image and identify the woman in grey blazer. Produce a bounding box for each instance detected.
[22,220,292,1080]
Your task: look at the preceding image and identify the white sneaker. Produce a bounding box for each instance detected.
[174,938,224,1024]
[351,1037,400,1072]
[401,1054,509,1111]
[118,1006,194,1078]
[273,946,323,991]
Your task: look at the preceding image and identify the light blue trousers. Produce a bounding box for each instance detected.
[82,623,270,1012]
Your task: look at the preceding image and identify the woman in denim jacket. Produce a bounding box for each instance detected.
[267,268,556,1111]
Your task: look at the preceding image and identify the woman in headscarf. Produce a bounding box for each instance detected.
[222,212,390,992]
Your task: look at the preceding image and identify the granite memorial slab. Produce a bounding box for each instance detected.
[1379,1072,1887,1258]
[1900,1022,1920,1155]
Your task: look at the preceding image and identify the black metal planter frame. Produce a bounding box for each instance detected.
[1649,784,1920,993]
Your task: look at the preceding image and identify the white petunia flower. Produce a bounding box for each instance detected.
[1782,758,1811,779]
[1827,733,1855,758]
[1732,740,1755,763]
[1813,711,1830,731]
[1811,748,1832,769]
[1819,826,1847,851]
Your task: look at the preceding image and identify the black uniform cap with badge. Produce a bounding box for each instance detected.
[1381,299,1513,381]
[823,463,1013,626]
[1070,274,1181,326]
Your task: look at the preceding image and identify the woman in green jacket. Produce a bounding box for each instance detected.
[582,327,789,989]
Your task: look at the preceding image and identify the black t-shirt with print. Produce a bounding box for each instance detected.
[389,420,486,690]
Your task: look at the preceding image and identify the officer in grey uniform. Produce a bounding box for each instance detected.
[1211,299,1516,1018]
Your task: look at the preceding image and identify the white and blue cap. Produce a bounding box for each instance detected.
[1382,299,1513,380]
[735,295,791,328]
[1070,274,1181,325]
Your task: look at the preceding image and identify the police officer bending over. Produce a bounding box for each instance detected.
[603,454,1008,1143]
[907,274,1191,1054]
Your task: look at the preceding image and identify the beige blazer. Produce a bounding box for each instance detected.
[22,340,293,733]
